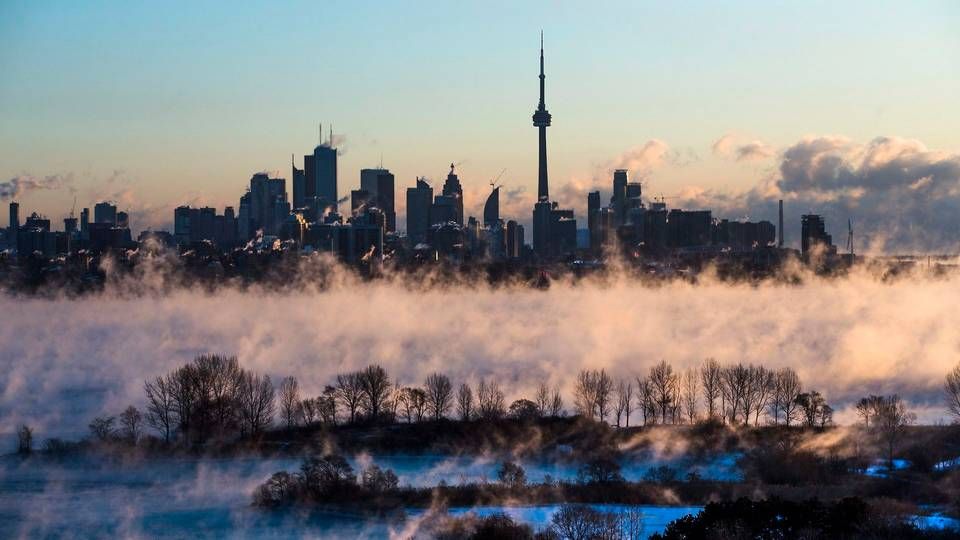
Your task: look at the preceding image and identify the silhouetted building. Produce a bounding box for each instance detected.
[801,214,835,257]
[351,189,370,215]
[611,169,627,226]
[174,205,238,248]
[483,186,500,227]
[292,155,306,209]
[94,202,117,225]
[431,194,458,226]
[667,209,712,248]
[313,137,338,211]
[360,168,396,232]
[80,208,90,240]
[242,173,287,238]
[441,164,463,225]
[506,220,524,259]
[587,191,600,251]
[406,177,433,244]
[714,219,776,249]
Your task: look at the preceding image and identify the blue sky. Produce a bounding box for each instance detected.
[1,1,958,235]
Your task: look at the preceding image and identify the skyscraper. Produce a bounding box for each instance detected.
[406,177,433,244]
[483,186,500,227]
[94,202,117,225]
[442,164,463,225]
[360,168,396,232]
[292,154,306,209]
[313,137,338,211]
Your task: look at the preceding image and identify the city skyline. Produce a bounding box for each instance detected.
[2,2,960,252]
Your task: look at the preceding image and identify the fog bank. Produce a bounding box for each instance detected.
[2,270,958,439]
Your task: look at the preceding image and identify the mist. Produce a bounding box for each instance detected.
[3,260,958,442]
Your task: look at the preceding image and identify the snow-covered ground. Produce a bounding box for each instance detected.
[862,458,910,477]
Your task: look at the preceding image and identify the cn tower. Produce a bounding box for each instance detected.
[532,31,552,202]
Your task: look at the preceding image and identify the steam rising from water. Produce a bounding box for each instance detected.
[2,264,958,439]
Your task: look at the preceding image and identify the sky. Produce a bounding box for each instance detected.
[1,1,959,250]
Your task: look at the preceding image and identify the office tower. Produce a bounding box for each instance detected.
[406,177,433,244]
[116,211,129,229]
[94,202,117,225]
[237,193,251,241]
[313,131,338,210]
[351,189,370,215]
[292,154,306,209]
[532,200,552,255]
[360,168,396,232]
[533,32,552,201]
[778,199,784,248]
[64,216,78,234]
[80,208,89,239]
[801,214,834,256]
[441,164,463,225]
[611,169,627,225]
[8,202,19,232]
[248,173,287,236]
[506,220,522,259]
[587,191,600,251]
[483,185,500,228]
[431,194,457,225]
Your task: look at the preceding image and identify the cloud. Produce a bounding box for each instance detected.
[711,134,775,162]
[0,174,73,201]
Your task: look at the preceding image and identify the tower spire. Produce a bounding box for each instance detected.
[329,124,333,146]
[532,32,552,201]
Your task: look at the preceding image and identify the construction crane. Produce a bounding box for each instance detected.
[69,196,76,219]
[489,168,506,189]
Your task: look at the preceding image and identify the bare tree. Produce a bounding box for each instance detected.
[700,358,722,420]
[649,360,677,424]
[946,363,960,421]
[358,365,391,421]
[595,370,613,423]
[89,416,116,442]
[477,378,506,420]
[145,375,176,443]
[16,425,32,455]
[549,385,564,417]
[457,383,474,421]
[746,366,775,426]
[535,382,551,417]
[279,376,302,429]
[770,368,801,426]
[874,395,916,469]
[635,376,654,426]
[237,372,275,436]
[301,398,317,425]
[614,380,634,428]
[424,373,453,420]
[721,364,750,424]
[855,395,884,427]
[795,391,830,428]
[408,387,428,422]
[575,370,598,419]
[682,369,699,424]
[317,386,337,425]
[335,372,364,424]
[119,406,143,443]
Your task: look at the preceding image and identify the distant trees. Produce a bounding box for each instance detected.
[700,358,722,419]
[574,369,613,422]
[497,461,527,488]
[457,383,474,421]
[872,394,915,468]
[649,361,677,424]
[424,373,453,420]
[614,380,633,428]
[88,416,116,441]
[335,372,364,424]
[476,378,506,420]
[795,391,833,428]
[143,354,276,443]
[508,399,540,421]
[358,365,391,420]
[771,368,802,426]
[946,363,960,421]
[854,395,885,427]
[119,406,143,443]
[681,370,699,424]
[279,377,302,429]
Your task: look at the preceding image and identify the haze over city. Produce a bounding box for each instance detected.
[3,3,960,539]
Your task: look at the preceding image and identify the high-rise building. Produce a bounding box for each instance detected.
[587,191,600,251]
[611,169,627,225]
[801,214,835,257]
[246,173,287,237]
[8,202,19,231]
[80,208,89,240]
[313,138,338,211]
[441,164,463,225]
[94,202,117,225]
[483,186,500,227]
[360,168,396,232]
[406,177,433,244]
[292,154,306,209]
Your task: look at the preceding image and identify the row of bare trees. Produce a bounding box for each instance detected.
[574,359,827,428]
